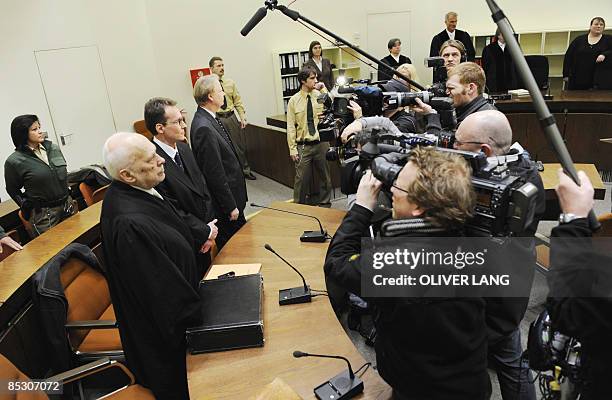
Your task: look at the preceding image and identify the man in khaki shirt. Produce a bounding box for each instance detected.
[210,56,256,180]
[286,66,331,206]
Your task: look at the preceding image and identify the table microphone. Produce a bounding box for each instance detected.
[293,350,364,399]
[251,203,328,242]
[264,244,312,305]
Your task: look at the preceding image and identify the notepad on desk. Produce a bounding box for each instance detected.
[204,263,262,280]
[508,89,530,97]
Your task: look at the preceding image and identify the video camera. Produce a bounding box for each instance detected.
[341,129,539,237]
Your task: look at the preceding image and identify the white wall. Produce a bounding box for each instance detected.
[0,0,160,200]
[2,0,610,200]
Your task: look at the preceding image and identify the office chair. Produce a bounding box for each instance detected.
[524,55,550,91]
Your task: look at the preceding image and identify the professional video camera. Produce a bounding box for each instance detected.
[340,129,538,237]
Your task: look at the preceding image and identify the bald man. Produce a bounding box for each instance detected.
[456,111,543,400]
[101,132,201,399]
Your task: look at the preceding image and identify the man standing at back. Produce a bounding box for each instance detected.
[430,12,476,62]
[286,66,332,206]
[101,132,201,399]
[378,38,412,82]
[191,74,248,249]
[209,57,256,181]
[144,97,218,277]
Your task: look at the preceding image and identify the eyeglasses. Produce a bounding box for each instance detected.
[164,119,186,126]
[453,139,486,147]
[391,183,410,195]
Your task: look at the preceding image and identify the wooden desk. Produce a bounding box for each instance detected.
[187,202,390,399]
[495,90,612,114]
[0,202,101,303]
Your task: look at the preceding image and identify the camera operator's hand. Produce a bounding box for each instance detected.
[315,82,325,90]
[412,98,436,115]
[341,120,362,144]
[555,169,594,218]
[347,100,363,119]
[291,154,300,163]
[355,170,383,211]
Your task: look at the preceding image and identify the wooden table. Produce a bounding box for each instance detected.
[540,163,605,200]
[187,202,390,399]
[0,202,101,304]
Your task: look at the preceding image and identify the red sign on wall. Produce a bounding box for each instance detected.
[189,67,211,87]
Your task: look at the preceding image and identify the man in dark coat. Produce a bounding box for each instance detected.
[190,74,248,250]
[377,38,412,82]
[325,147,488,399]
[482,28,518,93]
[101,132,202,399]
[144,97,218,277]
[430,11,476,62]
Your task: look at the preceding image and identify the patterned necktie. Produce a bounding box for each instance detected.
[215,117,234,146]
[219,80,228,110]
[174,151,184,171]
[306,94,316,135]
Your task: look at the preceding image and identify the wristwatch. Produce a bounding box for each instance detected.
[558,213,580,224]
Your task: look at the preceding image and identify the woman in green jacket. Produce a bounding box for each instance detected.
[4,115,76,237]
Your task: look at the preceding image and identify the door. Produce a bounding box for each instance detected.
[366,11,412,79]
[35,45,116,170]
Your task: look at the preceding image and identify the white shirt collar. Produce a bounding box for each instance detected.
[131,185,164,200]
[498,41,506,51]
[446,29,455,39]
[153,137,178,159]
[390,54,400,63]
[200,105,217,119]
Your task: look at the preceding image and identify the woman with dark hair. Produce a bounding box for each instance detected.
[4,115,76,237]
[303,40,334,91]
[563,17,612,90]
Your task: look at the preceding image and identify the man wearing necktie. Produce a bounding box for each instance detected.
[209,57,256,180]
[144,97,218,277]
[286,66,332,206]
[190,74,248,250]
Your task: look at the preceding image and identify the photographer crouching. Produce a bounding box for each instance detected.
[324,147,489,399]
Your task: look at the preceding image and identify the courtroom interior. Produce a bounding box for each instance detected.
[1,1,612,399]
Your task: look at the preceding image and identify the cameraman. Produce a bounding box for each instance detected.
[414,62,496,128]
[455,110,546,400]
[547,170,612,399]
[325,147,488,399]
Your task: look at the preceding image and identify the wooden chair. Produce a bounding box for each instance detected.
[80,183,110,207]
[536,213,612,273]
[133,120,153,140]
[0,354,154,400]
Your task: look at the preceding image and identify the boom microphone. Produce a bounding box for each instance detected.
[293,350,364,399]
[250,203,328,242]
[264,244,312,305]
[240,6,268,36]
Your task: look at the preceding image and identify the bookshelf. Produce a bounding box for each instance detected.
[272,45,364,114]
[473,28,612,93]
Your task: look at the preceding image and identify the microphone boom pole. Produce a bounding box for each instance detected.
[486,0,599,230]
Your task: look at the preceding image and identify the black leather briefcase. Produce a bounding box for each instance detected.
[186,273,264,354]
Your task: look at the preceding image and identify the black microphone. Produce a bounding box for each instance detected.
[293,350,364,399]
[250,203,328,242]
[264,244,311,305]
[240,6,268,36]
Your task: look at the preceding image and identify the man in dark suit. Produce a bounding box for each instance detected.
[377,38,412,82]
[430,12,476,62]
[190,74,248,250]
[144,97,218,277]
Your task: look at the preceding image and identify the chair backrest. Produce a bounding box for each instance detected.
[0,354,48,399]
[91,185,110,205]
[61,257,113,349]
[594,213,612,237]
[133,119,153,140]
[79,182,96,207]
[18,210,33,236]
[524,55,549,90]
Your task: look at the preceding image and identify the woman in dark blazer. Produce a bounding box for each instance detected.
[303,40,334,91]
[4,115,76,237]
[563,17,612,90]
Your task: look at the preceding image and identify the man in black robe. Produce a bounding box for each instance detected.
[377,38,412,82]
[430,12,476,62]
[101,132,201,399]
[482,28,518,93]
[144,97,218,278]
